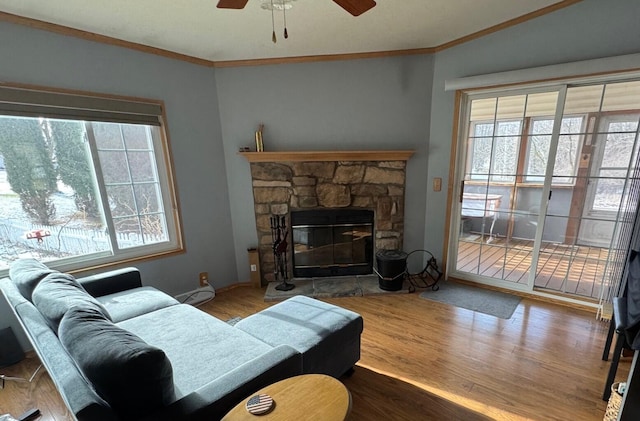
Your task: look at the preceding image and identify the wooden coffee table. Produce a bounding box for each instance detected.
[222,374,351,420]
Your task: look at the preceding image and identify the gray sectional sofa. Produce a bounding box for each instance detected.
[0,259,363,420]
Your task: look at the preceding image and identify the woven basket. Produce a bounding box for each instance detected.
[604,382,623,421]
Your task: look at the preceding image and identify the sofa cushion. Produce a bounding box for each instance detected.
[9,258,55,301]
[117,304,277,399]
[97,286,179,323]
[58,307,175,418]
[32,272,111,332]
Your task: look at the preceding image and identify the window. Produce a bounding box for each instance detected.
[526,116,584,184]
[0,86,182,275]
[468,120,521,182]
[467,114,584,185]
[587,114,640,213]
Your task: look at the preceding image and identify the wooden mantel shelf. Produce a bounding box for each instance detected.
[238,150,414,163]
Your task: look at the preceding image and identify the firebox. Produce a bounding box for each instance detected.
[291,209,374,278]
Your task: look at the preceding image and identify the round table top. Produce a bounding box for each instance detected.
[222,374,352,421]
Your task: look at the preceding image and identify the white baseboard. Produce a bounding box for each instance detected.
[174,285,215,306]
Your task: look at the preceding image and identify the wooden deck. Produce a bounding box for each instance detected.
[456,237,617,300]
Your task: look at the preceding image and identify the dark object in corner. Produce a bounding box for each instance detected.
[603,248,640,401]
[0,327,24,368]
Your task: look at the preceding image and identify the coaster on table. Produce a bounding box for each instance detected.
[246,393,274,415]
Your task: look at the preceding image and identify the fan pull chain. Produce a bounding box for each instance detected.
[271,0,277,43]
[283,0,288,39]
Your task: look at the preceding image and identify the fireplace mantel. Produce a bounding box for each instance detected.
[239,150,414,163]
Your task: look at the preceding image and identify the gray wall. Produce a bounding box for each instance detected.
[0,21,235,348]
[215,56,434,282]
[426,0,640,262]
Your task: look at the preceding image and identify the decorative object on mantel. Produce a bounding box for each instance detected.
[254,124,265,152]
[271,215,294,291]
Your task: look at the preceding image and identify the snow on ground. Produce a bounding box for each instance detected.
[0,170,98,229]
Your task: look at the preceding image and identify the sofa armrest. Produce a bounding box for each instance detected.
[146,344,302,421]
[10,299,117,420]
[78,268,142,298]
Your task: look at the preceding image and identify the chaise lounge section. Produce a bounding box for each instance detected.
[0,259,363,420]
[235,295,362,378]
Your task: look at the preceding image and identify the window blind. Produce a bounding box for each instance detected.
[0,85,163,125]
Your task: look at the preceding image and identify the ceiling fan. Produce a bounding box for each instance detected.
[216,0,377,17]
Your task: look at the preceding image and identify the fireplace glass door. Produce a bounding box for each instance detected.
[291,209,373,278]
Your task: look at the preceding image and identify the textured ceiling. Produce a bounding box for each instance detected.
[0,0,571,63]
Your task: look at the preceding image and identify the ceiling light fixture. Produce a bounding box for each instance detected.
[261,0,296,11]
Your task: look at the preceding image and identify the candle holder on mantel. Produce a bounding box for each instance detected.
[271,215,294,291]
[255,124,265,152]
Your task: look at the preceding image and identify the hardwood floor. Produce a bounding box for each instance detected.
[0,284,628,420]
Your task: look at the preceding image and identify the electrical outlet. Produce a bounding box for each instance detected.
[199,272,209,287]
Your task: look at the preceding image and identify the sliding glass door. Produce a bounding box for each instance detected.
[456,90,559,289]
[449,79,640,302]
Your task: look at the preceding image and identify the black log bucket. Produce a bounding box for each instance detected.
[374,250,407,291]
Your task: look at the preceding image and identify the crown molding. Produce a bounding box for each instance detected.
[0,0,582,68]
[213,48,434,68]
[0,11,216,67]
[433,0,583,53]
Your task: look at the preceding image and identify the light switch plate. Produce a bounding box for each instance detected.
[433,177,442,192]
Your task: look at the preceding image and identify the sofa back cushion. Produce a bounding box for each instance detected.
[9,258,55,301]
[59,307,175,418]
[32,272,111,331]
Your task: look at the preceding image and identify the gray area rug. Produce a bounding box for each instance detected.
[264,275,409,302]
[419,282,521,319]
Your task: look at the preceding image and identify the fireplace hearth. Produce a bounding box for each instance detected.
[291,209,374,278]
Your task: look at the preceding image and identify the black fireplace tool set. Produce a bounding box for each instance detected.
[270,215,294,291]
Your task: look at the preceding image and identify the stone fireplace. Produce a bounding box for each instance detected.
[241,151,413,285]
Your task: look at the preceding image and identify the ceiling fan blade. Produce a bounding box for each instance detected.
[333,0,377,16]
[216,0,249,9]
